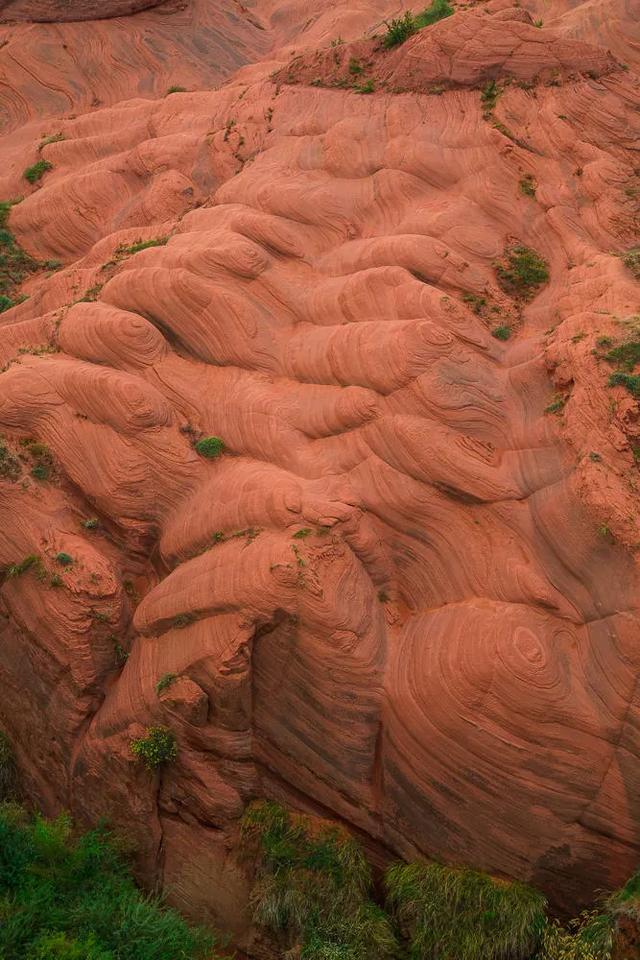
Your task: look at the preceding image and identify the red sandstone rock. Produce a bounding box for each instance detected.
[0,0,639,939]
[0,0,164,21]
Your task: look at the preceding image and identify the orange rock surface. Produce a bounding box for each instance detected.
[0,0,639,935]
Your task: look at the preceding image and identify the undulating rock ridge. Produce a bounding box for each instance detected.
[0,0,165,22]
[0,0,639,940]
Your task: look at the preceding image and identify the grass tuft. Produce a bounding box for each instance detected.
[242,800,398,959]
[156,673,178,695]
[385,861,547,960]
[23,160,52,184]
[382,0,453,48]
[492,325,511,341]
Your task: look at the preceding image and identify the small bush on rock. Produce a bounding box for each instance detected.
[195,436,225,459]
[130,726,177,769]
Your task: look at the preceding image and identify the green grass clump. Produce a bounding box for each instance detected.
[195,436,225,459]
[0,807,221,959]
[385,861,547,960]
[519,175,536,197]
[622,247,640,279]
[603,340,640,372]
[39,132,65,150]
[382,0,453,47]
[382,11,417,47]
[155,673,177,695]
[355,79,375,94]
[130,726,177,769]
[23,159,52,184]
[83,518,99,530]
[241,801,398,959]
[117,237,168,256]
[415,0,454,28]
[6,554,41,578]
[166,85,187,95]
[55,552,73,566]
[492,325,511,341]
[495,245,549,298]
[0,199,40,310]
[608,371,640,397]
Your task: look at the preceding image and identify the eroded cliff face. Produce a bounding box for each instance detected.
[0,0,639,938]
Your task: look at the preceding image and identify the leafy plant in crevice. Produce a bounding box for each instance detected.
[0,199,40,313]
[0,807,222,959]
[241,801,399,959]
[385,860,547,960]
[130,726,177,770]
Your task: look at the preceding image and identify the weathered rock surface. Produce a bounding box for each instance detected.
[0,0,639,937]
[0,0,164,21]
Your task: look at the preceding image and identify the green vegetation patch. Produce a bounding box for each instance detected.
[495,245,549,298]
[195,436,225,459]
[0,200,40,313]
[24,160,52,184]
[385,861,547,960]
[492,325,511,341]
[608,371,640,397]
[382,0,453,48]
[130,726,177,769]
[622,247,640,279]
[0,807,221,959]
[519,174,537,198]
[155,673,177,695]
[117,237,168,257]
[241,800,398,959]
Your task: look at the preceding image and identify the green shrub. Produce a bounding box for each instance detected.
[355,79,375,94]
[385,861,547,960]
[415,0,454,28]
[496,245,549,297]
[382,11,417,48]
[462,292,486,314]
[241,801,398,959]
[0,808,220,958]
[24,160,52,184]
[608,371,640,397]
[55,552,73,566]
[155,673,177,695]
[130,727,177,769]
[83,518,99,530]
[604,340,640,372]
[166,85,187,95]
[195,436,225,459]
[492,325,511,340]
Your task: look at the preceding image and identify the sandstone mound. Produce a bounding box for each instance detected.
[275,5,620,93]
[0,0,639,938]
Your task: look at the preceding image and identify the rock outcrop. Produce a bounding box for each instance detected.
[0,0,165,20]
[0,0,638,940]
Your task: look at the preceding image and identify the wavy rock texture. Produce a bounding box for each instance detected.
[0,0,639,938]
[0,0,165,21]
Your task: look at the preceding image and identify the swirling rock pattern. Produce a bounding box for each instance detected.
[0,0,164,21]
[0,0,639,937]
